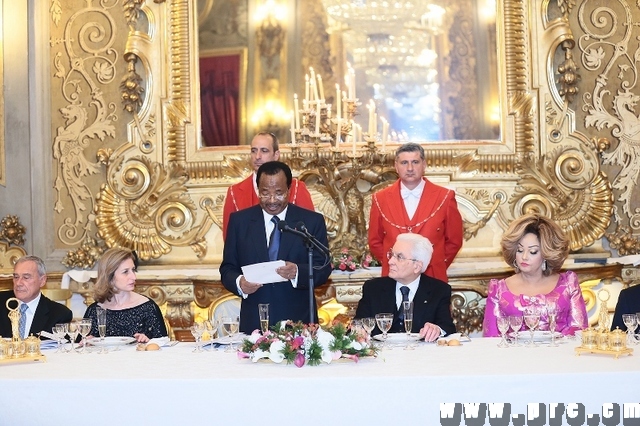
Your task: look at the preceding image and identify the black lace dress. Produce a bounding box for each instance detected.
[83,298,168,338]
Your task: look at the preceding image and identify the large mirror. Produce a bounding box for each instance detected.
[196,0,501,146]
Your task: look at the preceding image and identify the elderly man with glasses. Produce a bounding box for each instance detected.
[354,233,456,342]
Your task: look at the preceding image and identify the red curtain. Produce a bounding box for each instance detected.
[199,54,241,146]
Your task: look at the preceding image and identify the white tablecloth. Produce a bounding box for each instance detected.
[1,337,637,425]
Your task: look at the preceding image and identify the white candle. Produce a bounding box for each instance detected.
[381,117,389,151]
[305,74,310,101]
[352,122,357,154]
[315,102,321,135]
[349,67,356,99]
[335,84,341,120]
[342,91,347,118]
[317,75,325,100]
[368,101,376,135]
[336,116,342,146]
[294,94,300,129]
[290,112,296,144]
[310,68,319,101]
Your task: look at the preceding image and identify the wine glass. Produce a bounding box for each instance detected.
[546,296,559,347]
[96,306,107,354]
[221,316,240,352]
[78,318,92,354]
[190,322,205,353]
[204,319,218,351]
[361,317,375,340]
[67,321,80,353]
[53,323,66,353]
[258,304,270,334]
[402,301,414,350]
[374,313,393,349]
[622,314,638,346]
[496,316,510,348]
[524,307,540,347]
[508,315,523,346]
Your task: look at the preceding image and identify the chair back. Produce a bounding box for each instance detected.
[41,288,73,308]
[208,293,241,336]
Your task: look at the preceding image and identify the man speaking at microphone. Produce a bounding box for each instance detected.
[220,161,332,334]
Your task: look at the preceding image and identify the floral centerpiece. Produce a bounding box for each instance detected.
[332,248,380,272]
[238,320,378,367]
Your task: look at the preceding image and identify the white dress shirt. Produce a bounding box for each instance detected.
[400,179,425,220]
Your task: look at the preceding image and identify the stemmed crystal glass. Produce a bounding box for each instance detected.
[53,323,66,353]
[546,296,559,347]
[222,315,240,352]
[258,304,270,334]
[623,314,638,346]
[190,321,205,353]
[524,306,540,347]
[497,316,510,348]
[508,315,523,346]
[96,306,107,354]
[78,318,92,353]
[361,317,376,340]
[67,320,80,353]
[374,313,393,349]
[403,301,414,350]
[204,319,218,351]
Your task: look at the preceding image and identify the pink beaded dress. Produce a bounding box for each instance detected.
[482,270,588,337]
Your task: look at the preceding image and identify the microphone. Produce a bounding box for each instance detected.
[278,221,331,256]
[278,220,308,239]
[295,221,331,256]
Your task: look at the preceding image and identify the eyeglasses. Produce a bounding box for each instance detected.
[386,249,419,263]
[258,193,287,201]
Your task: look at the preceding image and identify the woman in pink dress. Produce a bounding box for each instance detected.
[483,214,588,337]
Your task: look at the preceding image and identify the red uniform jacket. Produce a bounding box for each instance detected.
[222,174,314,240]
[368,178,463,282]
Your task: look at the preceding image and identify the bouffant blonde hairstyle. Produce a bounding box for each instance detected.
[500,214,569,276]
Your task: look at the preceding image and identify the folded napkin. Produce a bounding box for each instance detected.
[148,336,171,347]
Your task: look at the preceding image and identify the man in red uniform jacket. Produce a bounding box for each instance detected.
[368,143,463,282]
[222,132,314,240]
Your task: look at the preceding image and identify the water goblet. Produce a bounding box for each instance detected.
[508,315,523,346]
[204,319,218,351]
[497,316,510,348]
[53,323,66,353]
[403,301,415,350]
[190,322,205,353]
[374,313,393,349]
[221,315,240,352]
[96,306,107,354]
[622,314,638,346]
[258,304,270,334]
[361,317,376,340]
[78,318,92,354]
[524,307,540,347]
[67,321,80,353]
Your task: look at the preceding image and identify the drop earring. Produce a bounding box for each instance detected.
[542,260,547,272]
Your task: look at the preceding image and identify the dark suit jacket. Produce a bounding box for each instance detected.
[611,285,640,331]
[0,290,73,339]
[354,275,456,336]
[220,204,332,333]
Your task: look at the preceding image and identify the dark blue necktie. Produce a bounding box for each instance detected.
[268,216,280,261]
[398,286,410,322]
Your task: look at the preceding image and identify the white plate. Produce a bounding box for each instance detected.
[373,333,422,343]
[87,336,136,347]
[510,330,562,341]
[211,333,247,345]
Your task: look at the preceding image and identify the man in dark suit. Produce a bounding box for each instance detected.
[0,255,73,339]
[220,161,332,334]
[611,284,640,331]
[355,233,456,342]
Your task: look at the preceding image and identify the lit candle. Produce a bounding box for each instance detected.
[310,68,319,101]
[335,84,341,120]
[381,117,389,151]
[342,91,347,118]
[315,102,321,135]
[290,112,296,144]
[305,74,310,101]
[317,75,325,100]
[368,100,376,135]
[294,93,300,129]
[352,122,357,154]
[336,116,342,146]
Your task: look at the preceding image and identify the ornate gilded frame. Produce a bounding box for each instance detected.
[92,0,612,263]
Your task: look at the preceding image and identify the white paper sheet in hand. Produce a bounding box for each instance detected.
[242,260,286,284]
